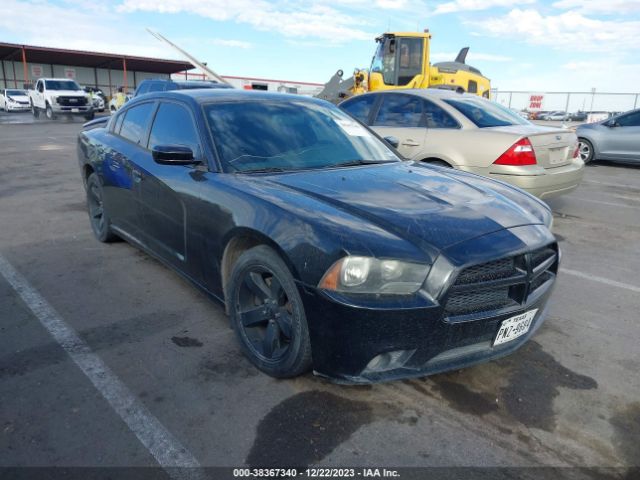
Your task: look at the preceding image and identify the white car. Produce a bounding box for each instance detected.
[0,89,30,112]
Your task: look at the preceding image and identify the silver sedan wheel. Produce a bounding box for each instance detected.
[578,141,591,162]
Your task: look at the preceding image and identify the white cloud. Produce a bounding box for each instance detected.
[0,0,178,59]
[209,38,252,49]
[468,8,640,53]
[117,0,375,42]
[433,0,535,15]
[552,0,640,15]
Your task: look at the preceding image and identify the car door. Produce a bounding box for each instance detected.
[369,93,426,159]
[135,100,206,273]
[102,101,156,240]
[0,90,5,109]
[34,80,45,108]
[600,111,640,162]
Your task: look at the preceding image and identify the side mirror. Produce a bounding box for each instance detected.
[384,136,400,149]
[607,120,620,128]
[152,145,198,165]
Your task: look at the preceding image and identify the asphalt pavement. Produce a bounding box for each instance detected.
[0,112,638,479]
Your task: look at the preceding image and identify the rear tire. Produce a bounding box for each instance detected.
[228,245,312,378]
[86,173,118,243]
[31,102,40,118]
[578,139,594,163]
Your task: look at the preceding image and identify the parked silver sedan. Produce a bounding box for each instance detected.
[340,89,585,199]
[576,109,640,165]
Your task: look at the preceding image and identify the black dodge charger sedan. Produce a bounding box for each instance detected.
[77,89,558,383]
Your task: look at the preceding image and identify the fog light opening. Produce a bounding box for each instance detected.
[363,349,416,374]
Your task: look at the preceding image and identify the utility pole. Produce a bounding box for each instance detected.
[590,87,596,111]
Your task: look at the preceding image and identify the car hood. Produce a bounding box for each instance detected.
[8,95,29,102]
[264,162,545,251]
[49,90,87,96]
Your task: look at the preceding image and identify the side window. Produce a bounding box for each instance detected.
[397,37,423,85]
[423,99,459,129]
[113,112,125,134]
[148,102,200,156]
[616,111,640,127]
[468,80,478,94]
[136,83,150,96]
[373,94,423,127]
[147,82,165,93]
[341,95,376,124]
[119,102,155,145]
[37,81,44,93]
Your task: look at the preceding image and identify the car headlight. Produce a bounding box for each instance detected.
[7,96,15,102]
[51,96,58,104]
[319,256,430,295]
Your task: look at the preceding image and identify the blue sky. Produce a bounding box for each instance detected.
[2,0,640,93]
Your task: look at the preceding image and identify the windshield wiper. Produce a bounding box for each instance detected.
[237,167,288,174]
[331,159,396,168]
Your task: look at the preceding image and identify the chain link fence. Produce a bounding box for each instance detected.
[491,90,639,115]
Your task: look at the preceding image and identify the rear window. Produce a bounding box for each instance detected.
[443,97,529,128]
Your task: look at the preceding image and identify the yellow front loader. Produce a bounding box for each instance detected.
[316,31,491,103]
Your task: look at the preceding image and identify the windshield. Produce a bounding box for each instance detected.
[45,80,81,91]
[444,97,530,128]
[6,89,27,96]
[205,100,399,173]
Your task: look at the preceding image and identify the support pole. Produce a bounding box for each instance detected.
[634,94,638,110]
[508,92,512,108]
[564,93,571,120]
[108,63,112,97]
[122,57,128,94]
[11,56,17,88]
[21,47,28,89]
[1,60,6,89]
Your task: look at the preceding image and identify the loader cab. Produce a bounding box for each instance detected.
[368,33,431,91]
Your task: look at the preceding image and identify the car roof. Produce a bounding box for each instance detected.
[342,88,479,103]
[128,89,327,107]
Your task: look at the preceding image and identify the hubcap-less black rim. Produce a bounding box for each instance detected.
[88,182,105,234]
[236,268,293,361]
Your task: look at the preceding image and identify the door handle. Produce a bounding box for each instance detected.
[132,169,142,183]
[402,139,421,147]
[108,160,121,171]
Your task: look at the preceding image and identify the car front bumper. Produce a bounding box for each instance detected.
[52,104,93,115]
[6,103,30,111]
[461,158,585,199]
[300,225,558,383]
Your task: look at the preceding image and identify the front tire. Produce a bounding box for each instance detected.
[228,245,312,378]
[85,112,95,121]
[45,104,55,120]
[86,173,117,243]
[578,138,594,163]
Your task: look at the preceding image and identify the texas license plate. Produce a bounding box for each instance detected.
[71,108,79,113]
[549,148,566,165]
[494,309,537,346]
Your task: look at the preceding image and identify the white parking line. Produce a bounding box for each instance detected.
[0,254,203,479]
[567,196,637,209]
[561,268,640,294]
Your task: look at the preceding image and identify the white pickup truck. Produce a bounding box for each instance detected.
[29,78,94,120]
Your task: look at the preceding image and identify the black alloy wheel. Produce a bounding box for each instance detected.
[229,245,312,378]
[86,173,117,243]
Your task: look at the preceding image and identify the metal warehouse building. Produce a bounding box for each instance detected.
[0,41,193,96]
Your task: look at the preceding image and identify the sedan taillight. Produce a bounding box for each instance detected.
[493,138,537,166]
[573,143,580,158]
